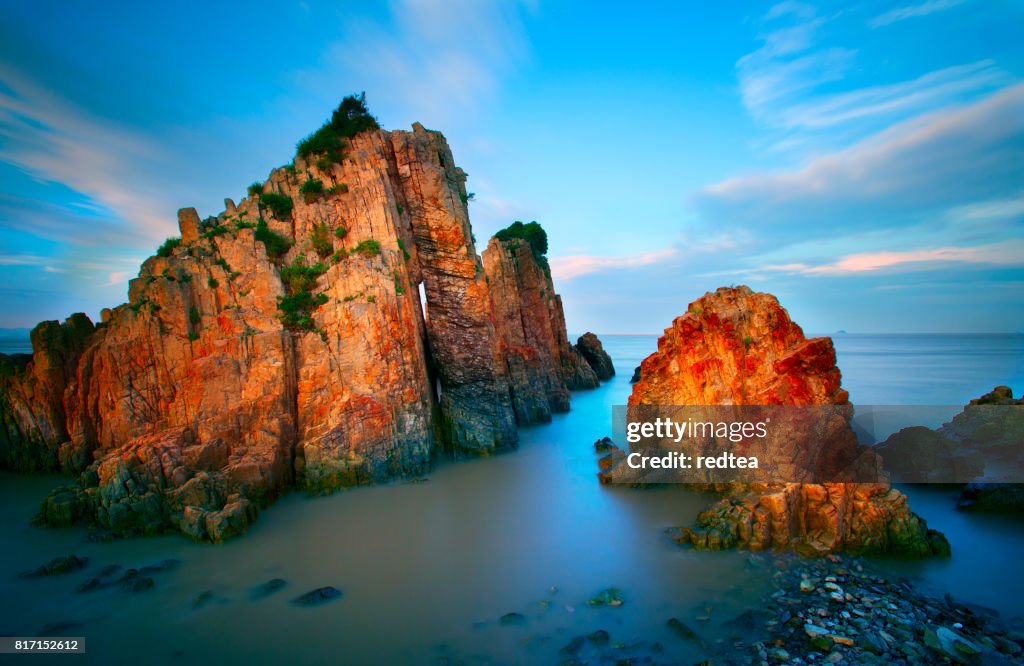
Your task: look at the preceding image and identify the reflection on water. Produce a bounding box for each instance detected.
[0,334,1022,664]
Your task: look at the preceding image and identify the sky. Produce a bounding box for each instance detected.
[1,0,1022,333]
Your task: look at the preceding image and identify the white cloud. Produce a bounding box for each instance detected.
[0,63,178,240]
[702,83,1024,227]
[947,194,1024,222]
[869,0,966,28]
[550,247,678,281]
[776,60,1007,130]
[718,239,1024,278]
[0,253,47,266]
[104,271,131,286]
[735,3,1006,158]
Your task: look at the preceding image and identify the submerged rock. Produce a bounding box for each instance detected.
[587,588,624,607]
[666,617,702,643]
[21,554,88,578]
[191,591,216,609]
[558,635,585,655]
[292,586,342,607]
[122,576,155,593]
[250,578,288,600]
[499,612,526,625]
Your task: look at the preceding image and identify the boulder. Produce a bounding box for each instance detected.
[177,207,202,243]
[576,332,615,380]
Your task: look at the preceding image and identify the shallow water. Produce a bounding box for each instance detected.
[0,333,1022,664]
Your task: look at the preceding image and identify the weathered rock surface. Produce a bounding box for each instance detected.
[576,332,614,381]
[0,114,591,540]
[942,386,1024,511]
[875,426,984,483]
[940,385,1023,465]
[627,286,946,556]
[482,237,600,424]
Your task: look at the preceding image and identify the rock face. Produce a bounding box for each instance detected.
[628,286,947,556]
[576,332,614,381]
[941,386,1024,512]
[482,237,599,424]
[875,426,984,483]
[0,117,596,541]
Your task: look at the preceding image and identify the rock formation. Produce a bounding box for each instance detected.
[625,286,947,556]
[941,386,1023,511]
[576,332,615,380]
[875,426,984,483]
[0,99,610,541]
[482,236,598,425]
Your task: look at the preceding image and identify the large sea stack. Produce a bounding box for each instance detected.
[0,99,610,541]
[628,286,948,556]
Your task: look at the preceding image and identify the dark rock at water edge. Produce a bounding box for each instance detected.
[292,586,342,607]
[958,483,1024,512]
[575,332,615,381]
[20,554,88,578]
[875,425,984,483]
[630,365,640,383]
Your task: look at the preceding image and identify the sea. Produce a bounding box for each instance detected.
[0,333,1021,665]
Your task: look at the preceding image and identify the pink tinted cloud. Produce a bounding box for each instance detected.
[550,247,678,281]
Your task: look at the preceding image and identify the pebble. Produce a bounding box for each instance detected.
[738,552,1023,665]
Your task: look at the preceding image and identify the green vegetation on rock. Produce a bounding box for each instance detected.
[312,222,332,258]
[296,93,379,165]
[494,220,549,272]
[352,239,381,258]
[301,178,324,203]
[255,219,291,259]
[156,237,181,258]
[259,192,294,220]
[277,255,329,332]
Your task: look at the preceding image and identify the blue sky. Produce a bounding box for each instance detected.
[1,0,1022,333]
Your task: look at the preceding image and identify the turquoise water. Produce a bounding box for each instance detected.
[0,333,1022,664]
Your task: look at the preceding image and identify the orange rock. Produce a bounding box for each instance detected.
[629,286,948,556]
[1,123,592,540]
